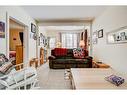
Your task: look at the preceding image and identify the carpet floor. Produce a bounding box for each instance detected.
[36,63,72,89]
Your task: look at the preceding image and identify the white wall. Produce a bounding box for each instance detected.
[0,6,37,61]
[92,6,127,74]
[0,8,6,54]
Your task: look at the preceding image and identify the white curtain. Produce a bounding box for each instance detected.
[49,37,56,49]
[61,33,79,48]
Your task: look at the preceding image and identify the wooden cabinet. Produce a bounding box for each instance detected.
[16,45,23,70]
[40,48,44,65]
[40,47,47,65]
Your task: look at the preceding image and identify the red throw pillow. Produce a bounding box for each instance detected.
[54,48,67,56]
[73,48,85,59]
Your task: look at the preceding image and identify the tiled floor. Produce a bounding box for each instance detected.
[37,63,72,89]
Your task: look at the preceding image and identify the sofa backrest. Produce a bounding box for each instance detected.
[51,48,88,59]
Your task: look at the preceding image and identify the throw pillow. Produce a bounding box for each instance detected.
[73,48,85,59]
[54,48,67,56]
[0,54,8,62]
[0,62,13,74]
[0,56,5,66]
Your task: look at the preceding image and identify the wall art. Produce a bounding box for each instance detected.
[107,26,127,44]
[98,29,103,38]
[0,21,5,38]
[92,31,98,44]
[31,23,36,33]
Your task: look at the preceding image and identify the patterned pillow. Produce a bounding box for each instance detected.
[73,48,85,59]
[0,62,13,74]
[0,56,5,66]
[0,54,9,66]
[0,54,8,62]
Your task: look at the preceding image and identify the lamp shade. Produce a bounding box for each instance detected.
[56,42,62,48]
[79,40,85,48]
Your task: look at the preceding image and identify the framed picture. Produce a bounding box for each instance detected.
[40,33,44,44]
[0,21,5,38]
[31,23,36,33]
[98,29,103,38]
[92,31,98,44]
[107,26,127,44]
[33,33,37,40]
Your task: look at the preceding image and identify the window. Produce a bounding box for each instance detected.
[61,33,78,48]
[49,37,56,49]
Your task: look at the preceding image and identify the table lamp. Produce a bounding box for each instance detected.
[56,42,62,48]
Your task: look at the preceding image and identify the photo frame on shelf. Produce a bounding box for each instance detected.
[92,31,98,44]
[0,21,5,38]
[31,23,36,33]
[107,26,127,44]
[98,29,103,38]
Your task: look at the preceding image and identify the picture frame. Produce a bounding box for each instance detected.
[0,21,5,38]
[40,33,44,44]
[107,26,127,44]
[98,29,103,38]
[33,33,37,40]
[31,23,36,33]
[92,31,98,44]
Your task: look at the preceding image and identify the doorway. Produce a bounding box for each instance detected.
[9,18,25,68]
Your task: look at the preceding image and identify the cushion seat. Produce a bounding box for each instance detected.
[53,58,89,64]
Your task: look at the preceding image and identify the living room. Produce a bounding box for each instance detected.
[0,1,127,93]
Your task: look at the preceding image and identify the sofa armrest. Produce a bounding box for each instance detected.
[48,56,56,60]
[85,56,92,60]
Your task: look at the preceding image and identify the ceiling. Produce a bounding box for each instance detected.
[22,6,107,23]
[41,25,90,32]
[39,25,90,32]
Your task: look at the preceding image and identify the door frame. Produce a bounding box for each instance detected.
[6,12,29,64]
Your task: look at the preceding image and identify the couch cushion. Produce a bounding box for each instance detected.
[67,49,73,57]
[54,48,67,57]
[53,58,89,64]
[73,48,85,59]
[74,59,89,63]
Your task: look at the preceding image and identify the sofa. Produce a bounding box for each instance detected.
[48,48,92,69]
